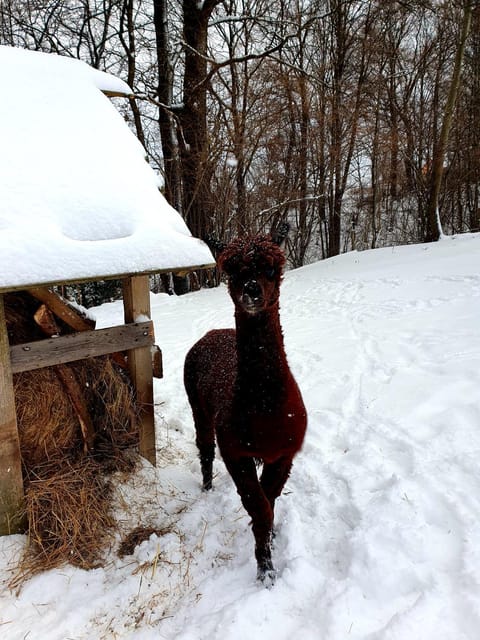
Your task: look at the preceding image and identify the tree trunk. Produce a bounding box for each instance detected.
[425,1,472,242]
[179,0,220,240]
[119,0,146,149]
[153,0,181,209]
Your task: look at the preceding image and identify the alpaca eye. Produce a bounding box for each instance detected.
[265,267,275,280]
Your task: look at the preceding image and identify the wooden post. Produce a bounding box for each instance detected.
[122,276,156,466]
[0,295,26,535]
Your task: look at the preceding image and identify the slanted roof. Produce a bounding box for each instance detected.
[0,46,214,292]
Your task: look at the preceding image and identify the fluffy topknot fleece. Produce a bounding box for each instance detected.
[218,234,286,279]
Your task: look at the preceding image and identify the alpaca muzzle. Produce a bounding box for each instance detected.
[241,279,263,312]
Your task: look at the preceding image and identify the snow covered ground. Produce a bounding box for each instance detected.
[1,234,480,639]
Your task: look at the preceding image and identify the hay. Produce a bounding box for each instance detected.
[10,459,115,588]
[14,356,139,470]
[118,526,171,558]
[26,460,114,566]
[4,292,144,584]
[74,357,139,468]
[12,356,140,583]
[14,367,82,467]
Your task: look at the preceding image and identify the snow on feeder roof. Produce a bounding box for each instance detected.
[0,46,214,292]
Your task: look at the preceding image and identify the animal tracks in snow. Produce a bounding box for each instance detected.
[285,261,480,638]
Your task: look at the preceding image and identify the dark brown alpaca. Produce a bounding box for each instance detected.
[184,234,307,585]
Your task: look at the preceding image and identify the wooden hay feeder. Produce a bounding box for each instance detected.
[0,46,214,537]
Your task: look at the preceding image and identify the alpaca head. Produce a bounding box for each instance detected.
[218,234,286,315]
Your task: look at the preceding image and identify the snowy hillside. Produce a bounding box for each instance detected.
[1,234,480,639]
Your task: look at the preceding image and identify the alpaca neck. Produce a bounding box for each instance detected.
[234,303,289,409]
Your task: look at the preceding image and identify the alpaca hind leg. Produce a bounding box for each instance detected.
[195,420,215,490]
[184,348,215,490]
[223,456,276,586]
[184,374,215,489]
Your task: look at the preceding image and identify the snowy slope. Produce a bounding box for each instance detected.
[1,234,480,639]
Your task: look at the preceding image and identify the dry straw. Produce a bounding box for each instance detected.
[7,293,141,585]
[12,458,115,587]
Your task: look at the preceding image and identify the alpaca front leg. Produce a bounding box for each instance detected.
[253,523,275,585]
[223,456,276,585]
[260,456,293,512]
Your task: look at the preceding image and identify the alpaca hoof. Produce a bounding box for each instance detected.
[257,566,277,588]
[257,555,276,588]
[202,481,212,492]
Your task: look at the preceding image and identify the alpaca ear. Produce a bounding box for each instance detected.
[270,222,290,246]
[218,251,238,276]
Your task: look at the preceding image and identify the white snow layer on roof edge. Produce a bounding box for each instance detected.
[0,46,214,289]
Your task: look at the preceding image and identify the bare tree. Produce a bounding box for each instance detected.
[1,0,479,274]
[425,0,473,241]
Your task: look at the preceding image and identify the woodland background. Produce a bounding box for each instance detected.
[1,1,478,281]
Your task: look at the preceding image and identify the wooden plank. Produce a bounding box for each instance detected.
[55,364,95,452]
[10,322,154,374]
[123,276,156,466]
[0,295,26,535]
[29,288,127,370]
[151,345,163,379]
[0,262,216,294]
[33,303,61,336]
[27,287,96,331]
[31,304,95,452]
[101,89,134,98]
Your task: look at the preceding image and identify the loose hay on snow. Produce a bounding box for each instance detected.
[10,459,116,589]
[118,525,174,558]
[24,460,114,567]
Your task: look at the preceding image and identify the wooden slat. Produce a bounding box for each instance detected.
[34,303,61,336]
[27,287,96,331]
[101,89,134,98]
[10,322,154,374]
[55,364,96,452]
[0,295,26,535]
[29,288,128,370]
[0,262,216,294]
[151,345,163,379]
[123,276,156,466]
